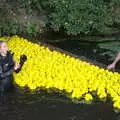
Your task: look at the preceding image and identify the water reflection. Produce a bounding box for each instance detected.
[0,90,117,120]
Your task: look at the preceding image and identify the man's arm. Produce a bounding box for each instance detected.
[112,52,120,65]
[0,63,21,78]
[107,52,120,70]
[15,55,27,73]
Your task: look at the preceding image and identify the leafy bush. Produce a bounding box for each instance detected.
[0,0,45,37]
[0,21,38,37]
[1,0,120,36]
[98,42,120,61]
[41,0,120,35]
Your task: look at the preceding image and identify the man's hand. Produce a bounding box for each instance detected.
[107,63,115,70]
[14,63,20,70]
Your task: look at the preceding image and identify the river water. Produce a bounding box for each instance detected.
[0,91,117,120]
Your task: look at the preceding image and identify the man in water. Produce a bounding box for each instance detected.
[0,40,27,94]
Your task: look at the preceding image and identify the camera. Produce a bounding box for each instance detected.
[20,55,27,65]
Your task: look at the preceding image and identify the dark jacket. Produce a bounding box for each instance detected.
[0,51,15,79]
[0,51,17,93]
[0,51,26,93]
[0,51,22,79]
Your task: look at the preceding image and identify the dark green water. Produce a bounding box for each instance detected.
[0,91,117,120]
[46,40,110,64]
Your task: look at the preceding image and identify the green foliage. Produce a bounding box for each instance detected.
[0,0,45,37]
[0,21,21,36]
[0,21,38,37]
[98,42,120,61]
[1,0,120,36]
[18,0,42,11]
[26,23,37,36]
[41,0,120,35]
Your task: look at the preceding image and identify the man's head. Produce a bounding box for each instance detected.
[0,41,8,55]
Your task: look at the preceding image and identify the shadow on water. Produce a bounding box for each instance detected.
[45,40,111,64]
[0,91,118,120]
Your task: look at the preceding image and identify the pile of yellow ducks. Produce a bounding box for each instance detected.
[1,35,120,110]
